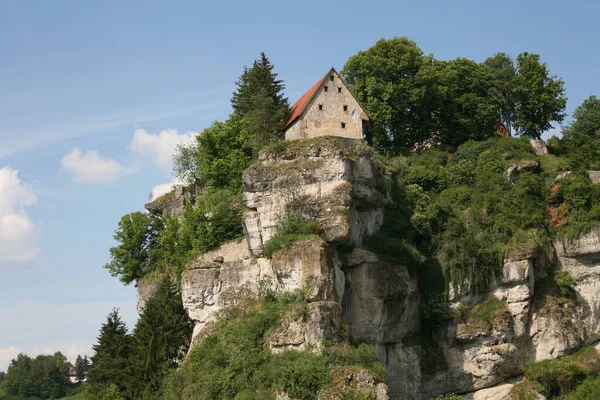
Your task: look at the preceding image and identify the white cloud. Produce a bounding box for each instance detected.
[150,182,178,201]
[61,148,133,184]
[0,166,42,262]
[131,128,196,169]
[0,346,20,372]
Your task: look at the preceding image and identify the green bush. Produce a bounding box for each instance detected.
[555,270,577,298]
[564,375,600,399]
[161,292,385,400]
[524,346,600,397]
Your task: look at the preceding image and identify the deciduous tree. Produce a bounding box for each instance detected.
[104,212,164,284]
[483,52,517,134]
[558,95,600,169]
[342,37,430,153]
[513,52,567,139]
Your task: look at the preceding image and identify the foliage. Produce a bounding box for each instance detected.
[189,115,254,192]
[128,277,193,399]
[74,355,90,382]
[175,188,243,267]
[513,52,567,139]
[162,293,385,400]
[432,394,462,400]
[262,212,320,258]
[555,270,577,298]
[563,374,600,399]
[104,212,164,285]
[546,172,600,239]
[231,52,289,152]
[419,58,502,147]
[555,95,600,169]
[87,309,132,399]
[524,346,600,398]
[483,52,517,134]
[2,352,70,399]
[172,142,200,186]
[107,187,243,283]
[341,37,430,153]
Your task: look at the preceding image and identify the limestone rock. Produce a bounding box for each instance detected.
[505,161,539,181]
[318,368,390,400]
[136,274,164,314]
[144,184,205,218]
[267,301,343,353]
[461,382,514,400]
[343,259,419,344]
[242,137,389,256]
[181,238,344,349]
[529,139,549,156]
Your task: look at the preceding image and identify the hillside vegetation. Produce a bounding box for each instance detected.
[65,38,600,400]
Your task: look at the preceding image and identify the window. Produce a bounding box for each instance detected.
[318,104,323,111]
[324,86,328,92]
[343,105,348,111]
[338,87,342,93]
[341,122,346,129]
[329,75,334,81]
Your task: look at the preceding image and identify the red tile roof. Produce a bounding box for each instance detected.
[283,70,330,130]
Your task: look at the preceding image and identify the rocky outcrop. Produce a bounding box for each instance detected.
[530,139,549,156]
[181,238,345,345]
[422,227,600,397]
[341,249,421,399]
[505,161,539,181]
[242,137,389,256]
[144,184,205,218]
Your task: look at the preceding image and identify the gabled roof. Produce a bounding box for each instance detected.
[283,67,368,131]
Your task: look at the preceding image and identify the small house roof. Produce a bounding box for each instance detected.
[283,67,368,131]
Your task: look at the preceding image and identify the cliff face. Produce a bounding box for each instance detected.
[138,137,600,400]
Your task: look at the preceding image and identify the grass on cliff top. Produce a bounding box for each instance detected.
[452,295,510,336]
[262,212,321,258]
[261,136,374,160]
[161,287,385,400]
[522,346,600,398]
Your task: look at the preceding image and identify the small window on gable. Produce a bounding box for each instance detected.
[341,122,346,129]
[318,104,323,111]
[324,86,328,92]
[343,105,348,111]
[338,87,342,93]
[329,75,334,81]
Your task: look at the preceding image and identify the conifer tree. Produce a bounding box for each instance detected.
[87,308,132,399]
[75,354,90,382]
[128,276,193,398]
[231,52,289,151]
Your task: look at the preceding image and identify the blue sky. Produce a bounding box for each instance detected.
[1,0,599,370]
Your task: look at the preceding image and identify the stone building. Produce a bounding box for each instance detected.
[284,67,369,140]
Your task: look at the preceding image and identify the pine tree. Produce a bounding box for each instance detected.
[128,276,193,398]
[87,308,132,398]
[231,52,289,151]
[75,354,91,382]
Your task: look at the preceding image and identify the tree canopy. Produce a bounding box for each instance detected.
[512,52,567,139]
[104,212,164,285]
[551,95,600,169]
[231,52,289,151]
[2,352,70,399]
[87,308,132,399]
[128,277,193,398]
